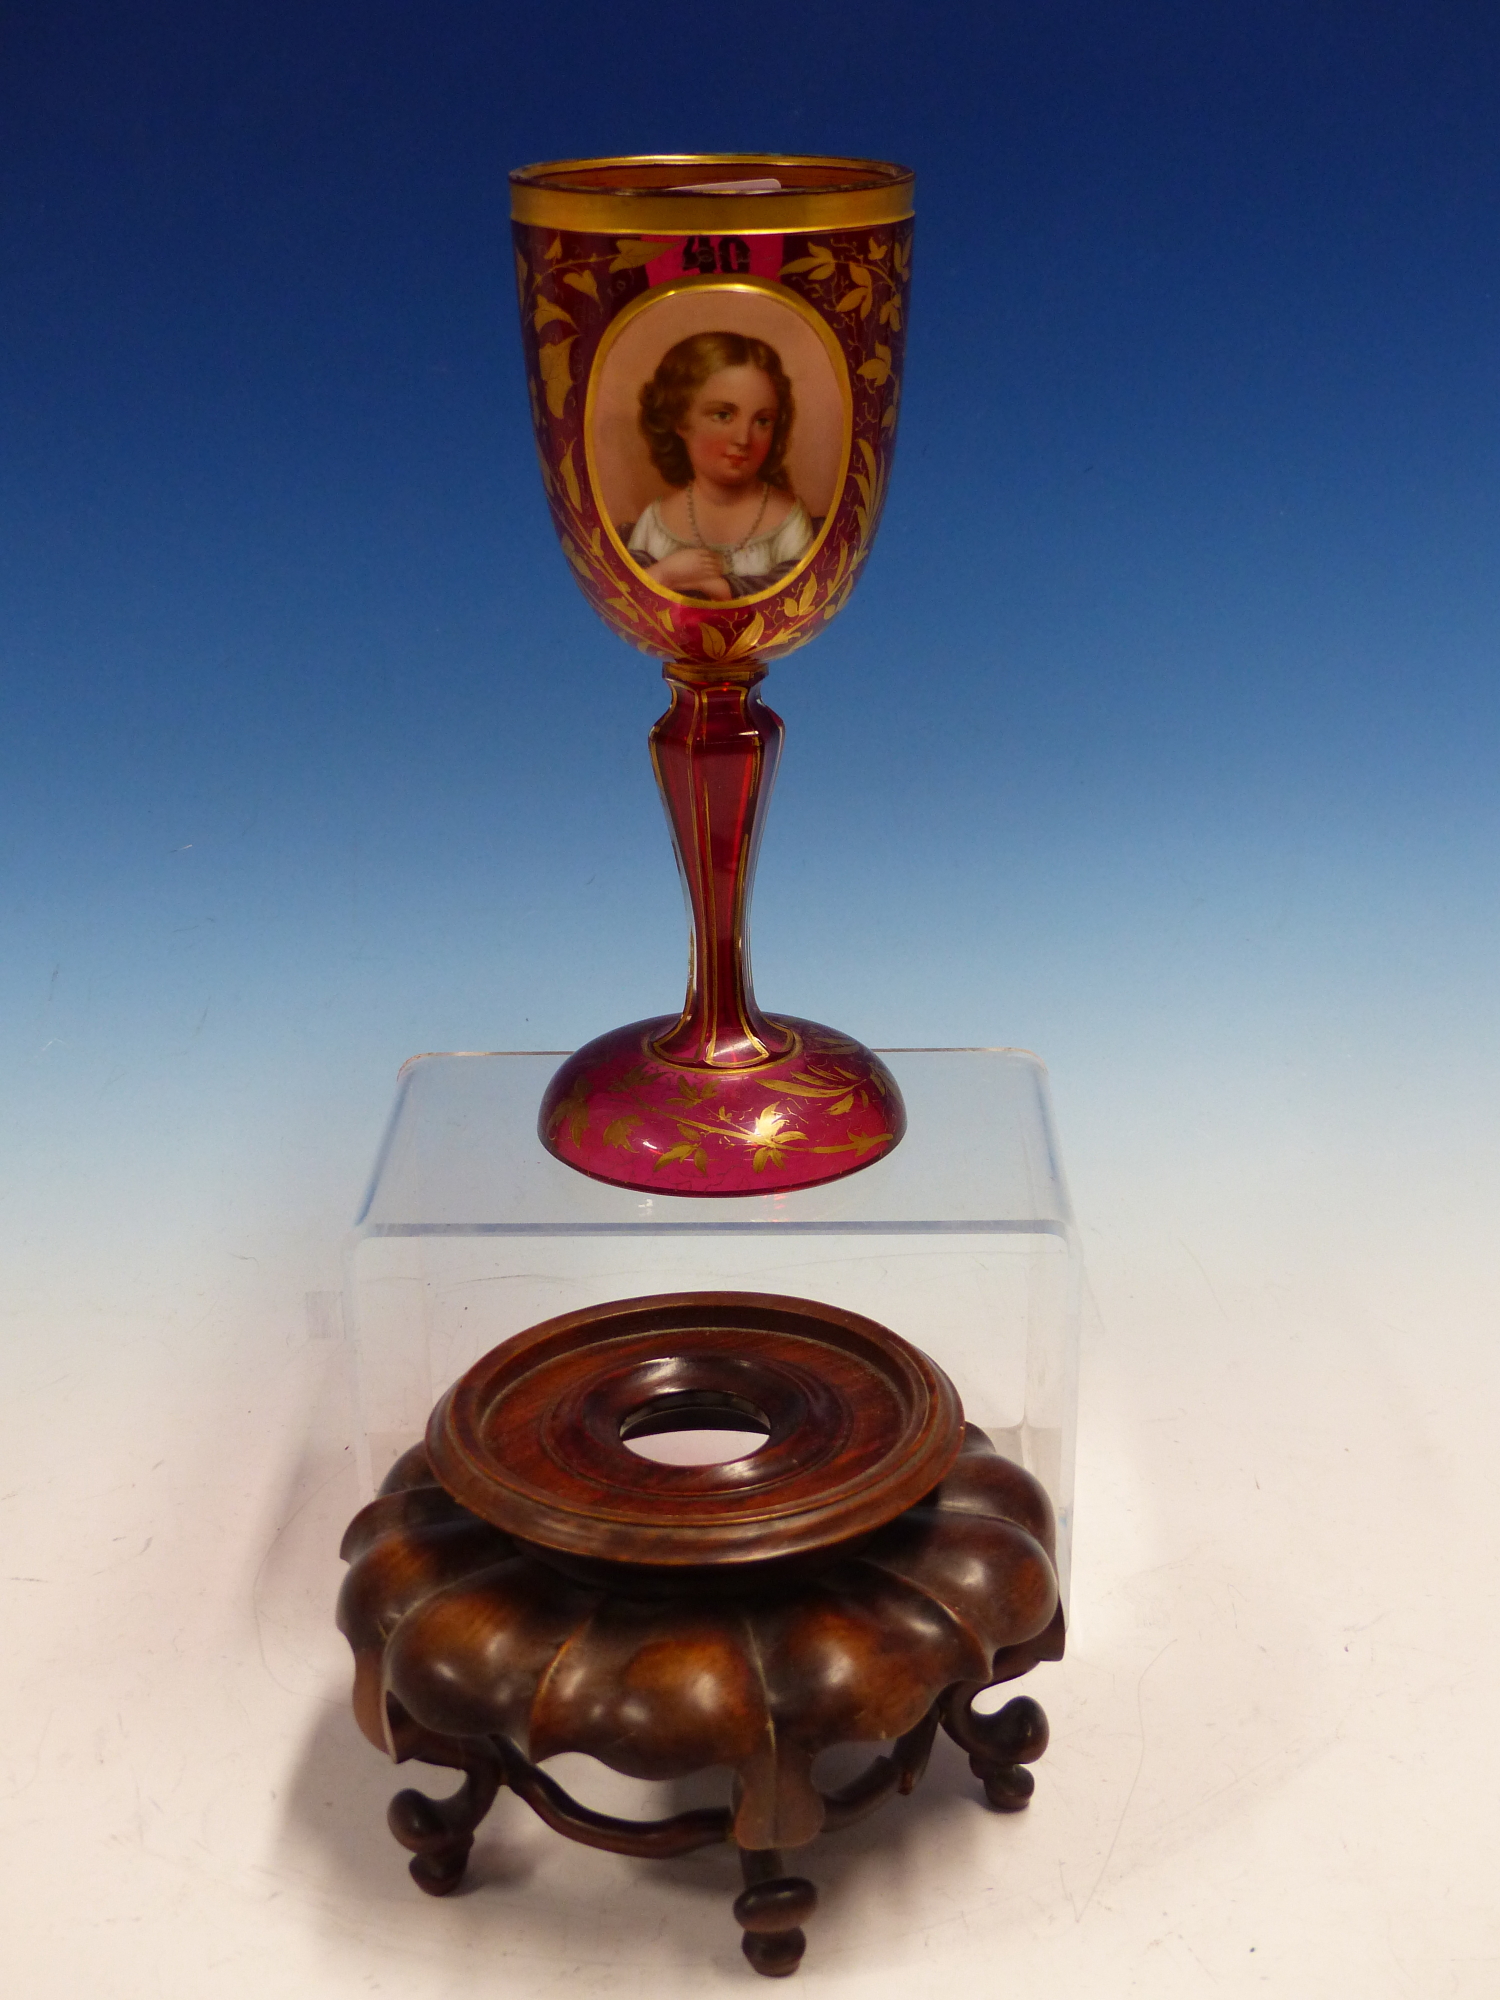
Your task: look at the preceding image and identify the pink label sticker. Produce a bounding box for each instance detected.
[644,234,784,290]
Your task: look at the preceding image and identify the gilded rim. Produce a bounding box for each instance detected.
[583,277,854,610]
[511,153,915,236]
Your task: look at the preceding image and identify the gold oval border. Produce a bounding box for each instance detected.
[582,277,855,612]
[512,153,914,236]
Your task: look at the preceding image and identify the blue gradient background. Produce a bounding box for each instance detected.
[3,0,1496,1315]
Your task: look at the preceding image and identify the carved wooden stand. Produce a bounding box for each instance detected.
[338,1294,1064,1977]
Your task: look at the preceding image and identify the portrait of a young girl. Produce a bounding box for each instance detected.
[621,331,817,600]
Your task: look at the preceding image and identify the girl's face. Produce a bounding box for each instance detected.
[676,365,778,487]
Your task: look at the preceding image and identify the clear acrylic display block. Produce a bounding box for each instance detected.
[346,1047,1081,1608]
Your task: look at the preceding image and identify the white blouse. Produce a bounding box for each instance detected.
[627,497,815,580]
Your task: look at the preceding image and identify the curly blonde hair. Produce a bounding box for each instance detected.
[638,332,795,490]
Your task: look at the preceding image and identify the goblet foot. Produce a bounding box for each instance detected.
[538,1015,906,1195]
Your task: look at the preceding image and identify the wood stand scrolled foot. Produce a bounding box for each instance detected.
[734,1850,818,1978]
[386,1749,504,1895]
[942,1686,1050,1814]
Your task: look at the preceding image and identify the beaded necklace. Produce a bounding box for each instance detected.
[685,479,772,555]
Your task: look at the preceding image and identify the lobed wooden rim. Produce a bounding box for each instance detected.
[426,1291,962,1566]
[511,154,915,236]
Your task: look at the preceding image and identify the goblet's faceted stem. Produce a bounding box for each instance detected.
[536,650,906,1193]
[649,662,796,1070]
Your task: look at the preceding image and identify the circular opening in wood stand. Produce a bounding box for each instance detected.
[619,1388,773,1464]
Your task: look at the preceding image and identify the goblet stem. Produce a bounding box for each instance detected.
[648,660,796,1069]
